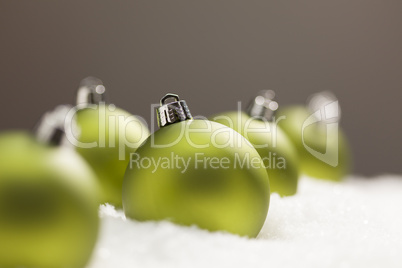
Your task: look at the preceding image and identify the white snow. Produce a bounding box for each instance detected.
[87,176,402,268]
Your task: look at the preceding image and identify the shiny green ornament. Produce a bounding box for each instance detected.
[0,106,99,268]
[74,77,150,207]
[276,91,352,181]
[210,90,299,196]
[123,94,270,237]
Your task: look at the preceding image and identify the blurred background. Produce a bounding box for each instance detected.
[0,0,401,176]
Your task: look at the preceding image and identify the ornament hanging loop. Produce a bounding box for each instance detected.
[157,93,192,127]
[160,93,180,105]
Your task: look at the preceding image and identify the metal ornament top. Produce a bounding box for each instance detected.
[156,94,193,127]
[76,76,106,105]
[307,91,341,123]
[247,90,279,121]
[35,105,75,146]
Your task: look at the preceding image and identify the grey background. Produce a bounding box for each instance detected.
[0,0,401,176]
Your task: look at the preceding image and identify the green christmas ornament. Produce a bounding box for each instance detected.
[74,77,150,207]
[210,90,299,196]
[0,106,99,268]
[276,91,352,181]
[123,94,270,237]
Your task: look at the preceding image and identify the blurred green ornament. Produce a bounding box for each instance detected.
[74,77,150,207]
[210,90,299,196]
[276,91,352,181]
[123,94,270,237]
[0,106,99,268]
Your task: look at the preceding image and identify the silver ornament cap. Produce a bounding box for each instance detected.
[156,93,192,127]
[247,90,279,121]
[307,91,341,123]
[35,105,75,146]
[76,76,106,105]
